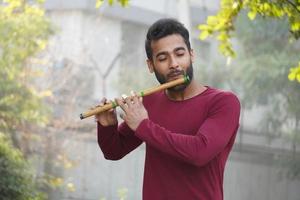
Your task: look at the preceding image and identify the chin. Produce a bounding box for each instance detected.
[168,84,187,92]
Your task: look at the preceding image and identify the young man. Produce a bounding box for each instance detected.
[96,18,240,200]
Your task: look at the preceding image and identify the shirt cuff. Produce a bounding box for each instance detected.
[97,122,118,132]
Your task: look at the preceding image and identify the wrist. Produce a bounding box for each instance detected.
[97,121,118,127]
[133,118,148,132]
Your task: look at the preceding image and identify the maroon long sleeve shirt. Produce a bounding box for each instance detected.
[97,86,240,200]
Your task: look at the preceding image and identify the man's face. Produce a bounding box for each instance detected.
[147,34,194,91]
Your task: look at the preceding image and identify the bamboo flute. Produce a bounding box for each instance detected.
[79,75,190,120]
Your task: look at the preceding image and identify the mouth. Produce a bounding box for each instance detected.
[167,71,184,81]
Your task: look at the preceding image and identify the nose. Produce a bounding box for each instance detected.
[169,55,179,69]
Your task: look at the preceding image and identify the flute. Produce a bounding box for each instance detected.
[79,75,190,120]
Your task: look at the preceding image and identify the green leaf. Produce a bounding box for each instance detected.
[198,24,208,30]
[288,71,296,81]
[297,74,300,82]
[207,16,218,26]
[199,30,210,40]
[248,11,257,20]
[217,32,228,41]
[288,63,300,82]
[118,0,129,7]
[108,0,114,6]
[291,23,300,32]
[96,0,104,8]
[35,0,45,3]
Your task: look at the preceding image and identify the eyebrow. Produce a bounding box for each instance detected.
[174,47,186,52]
[155,47,186,58]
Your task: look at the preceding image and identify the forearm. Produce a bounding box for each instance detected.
[97,122,142,160]
[135,95,240,166]
[135,119,222,166]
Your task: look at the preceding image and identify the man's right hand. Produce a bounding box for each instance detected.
[95,98,118,126]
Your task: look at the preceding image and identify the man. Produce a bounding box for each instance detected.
[96,18,240,200]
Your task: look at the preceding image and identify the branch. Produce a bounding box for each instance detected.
[286,0,300,14]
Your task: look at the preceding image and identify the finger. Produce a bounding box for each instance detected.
[99,97,107,106]
[116,98,128,112]
[129,91,137,105]
[90,104,101,110]
[121,94,128,102]
[131,92,139,104]
[130,90,135,96]
[119,112,125,120]
[94,116,100,122]
[124,96,133,108]
[138,96,143,104]
[107,100,115,112]
[94,114,100,122]
[91,101,104,110]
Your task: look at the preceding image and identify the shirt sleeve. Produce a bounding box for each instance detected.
[135,93,241,167]
[97,122,143,160]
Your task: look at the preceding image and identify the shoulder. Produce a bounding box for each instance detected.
[206,87,240,110]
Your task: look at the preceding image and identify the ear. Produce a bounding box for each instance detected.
[147,59,154,73]
[190,49,195,63]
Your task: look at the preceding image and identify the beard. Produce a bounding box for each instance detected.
[153,62,194,92]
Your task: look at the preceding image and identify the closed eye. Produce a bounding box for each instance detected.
[176,51,185,57]
[175,48,186,57]
[158,55,167,61]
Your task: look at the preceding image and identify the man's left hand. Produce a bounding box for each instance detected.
[116,93,148,131]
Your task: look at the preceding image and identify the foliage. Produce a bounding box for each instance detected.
[0,0,56,198]
[117,187,128,200]
[198,0,300,83]
[96,0,129,8]
[197,11,300,179]
[288,62,300,82]
[0,133,46,200]
[207,13,300,178]
[0,0,53,139]
[232,13,299,138]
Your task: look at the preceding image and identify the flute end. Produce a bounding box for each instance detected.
[80,113,84,120]
[184,75,190,84]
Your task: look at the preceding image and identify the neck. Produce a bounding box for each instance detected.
[165,79,207,101]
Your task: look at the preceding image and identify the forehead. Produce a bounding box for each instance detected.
[150,34,187,55]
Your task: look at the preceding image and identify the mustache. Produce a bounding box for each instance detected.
[167,70,185,78]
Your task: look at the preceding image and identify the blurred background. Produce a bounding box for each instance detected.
[1,0,300,200]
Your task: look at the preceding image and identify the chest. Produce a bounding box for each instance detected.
[145,99,209,135]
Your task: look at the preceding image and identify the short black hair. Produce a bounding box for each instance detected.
[145,18,191,60]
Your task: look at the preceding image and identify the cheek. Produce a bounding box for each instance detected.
[176,58,190,69]
[153,61,169,72]
[182,56,191,63]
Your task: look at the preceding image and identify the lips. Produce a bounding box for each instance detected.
[167,70,184,80]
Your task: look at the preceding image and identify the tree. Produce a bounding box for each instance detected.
[0,0,53,148]
[199,2,300,178]
[0,132,46,200]
[198,0,300,83]
[0,0,55,198]
[233,13,300,179]
[198,12,300,179]
[96,0,129,8]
